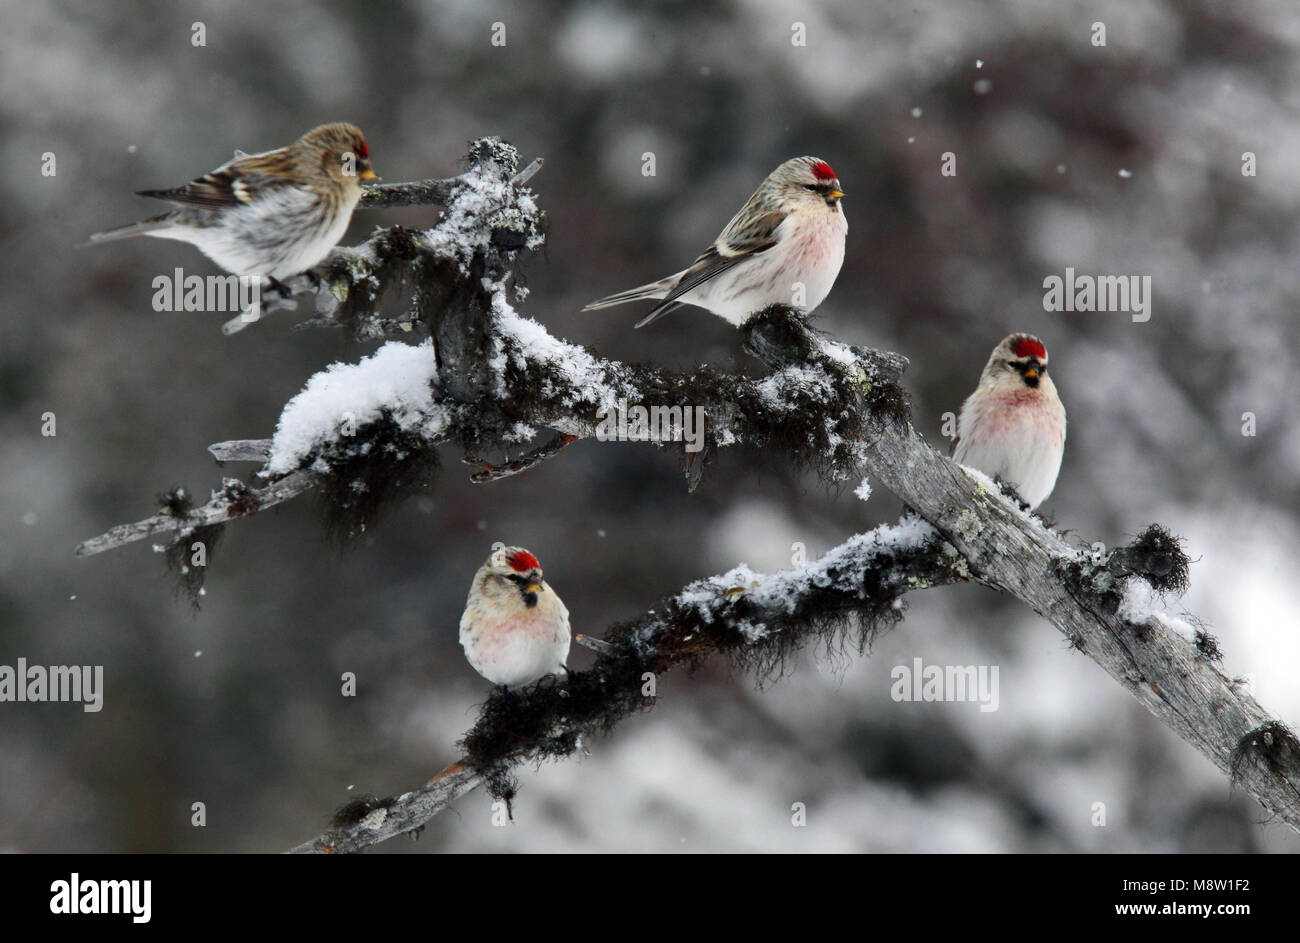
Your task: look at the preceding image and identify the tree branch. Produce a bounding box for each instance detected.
[287,518,969,852]
[288,313,1300,851]
[224,148,546,336]
[285,764,481,854]
[75,473,314,557]
[353,156,543,210]
[747,316,1300,836]
[72,136,1299,850]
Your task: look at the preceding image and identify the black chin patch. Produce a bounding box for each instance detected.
[522,592,539,608]
[1023,375,1040,388]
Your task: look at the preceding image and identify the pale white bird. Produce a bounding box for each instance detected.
[459,546,571,687]
[583,156,847,328]
[953,334,1066,510]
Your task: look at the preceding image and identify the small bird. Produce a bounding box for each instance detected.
[952,334,1066,510]
[459,546,571,687]
[583,156,847,328]
[88,123,376,281]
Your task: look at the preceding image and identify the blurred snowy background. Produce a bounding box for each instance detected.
[1,0,1298,852]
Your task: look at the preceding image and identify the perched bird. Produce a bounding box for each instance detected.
[459,546,571,687]
[583,156,847,328]
[952,334,1066,510]
[88,123,376,281]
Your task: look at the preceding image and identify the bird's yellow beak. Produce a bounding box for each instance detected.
[1023,365,1039,381]
[524,582,542,594]
[828,189,845,200]
[360,167,378,181]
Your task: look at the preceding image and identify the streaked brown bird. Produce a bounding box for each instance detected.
[89,122,376,281]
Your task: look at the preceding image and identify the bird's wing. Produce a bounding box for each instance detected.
[715,196,787,255]
[657,209,786,307]
[136,148,296,209]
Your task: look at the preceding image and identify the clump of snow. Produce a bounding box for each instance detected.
[1117,575,1158,622]
[329,241,380,267]
[854,477,872,502]
[655,518,940,646]
[487,280,629,413]
[419,164,545,275]
[504,421,538,442]
[755,365,835,411]
[814,335,859,368]
[265,340,447,476]
[1117,576,1198,644]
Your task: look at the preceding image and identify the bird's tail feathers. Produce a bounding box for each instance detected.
[633,300,683,328]
[85,215,173,246]
[581,275,677,311]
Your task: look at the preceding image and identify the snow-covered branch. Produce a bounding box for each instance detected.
[291,429,1300,854]
[742,320,1300,838]
[78,304,904,557]
[227,146,545,336]
[288,517,969,853]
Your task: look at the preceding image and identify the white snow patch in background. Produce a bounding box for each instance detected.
[265,340,445,476]
[555,6,654,81]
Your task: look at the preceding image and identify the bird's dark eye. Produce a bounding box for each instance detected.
[506,574,527,585]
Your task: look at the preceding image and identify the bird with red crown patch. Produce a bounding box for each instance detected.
[583,156,847,327]
[459,545,571,687]
[952,333,1066,510]
[89,123,377,282]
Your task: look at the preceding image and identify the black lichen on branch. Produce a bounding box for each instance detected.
[459,526,962,806]
[331,793,395,828]
[311,417,442,545]
[742,305,911,429]
[460,644,655,808]
[154,486,223,607]
[1107,524,1191,594]
[156,486,193,519]
[1231,721,1300,801]
[162,522,223,609]
[1058,524,1192,615]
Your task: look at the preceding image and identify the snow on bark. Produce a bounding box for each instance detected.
[265,340,447,476]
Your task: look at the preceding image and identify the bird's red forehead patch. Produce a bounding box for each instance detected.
[507,550,540,572]
[357,139,370,159]
[812,160,836,181]
[1011,336,1047,360]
